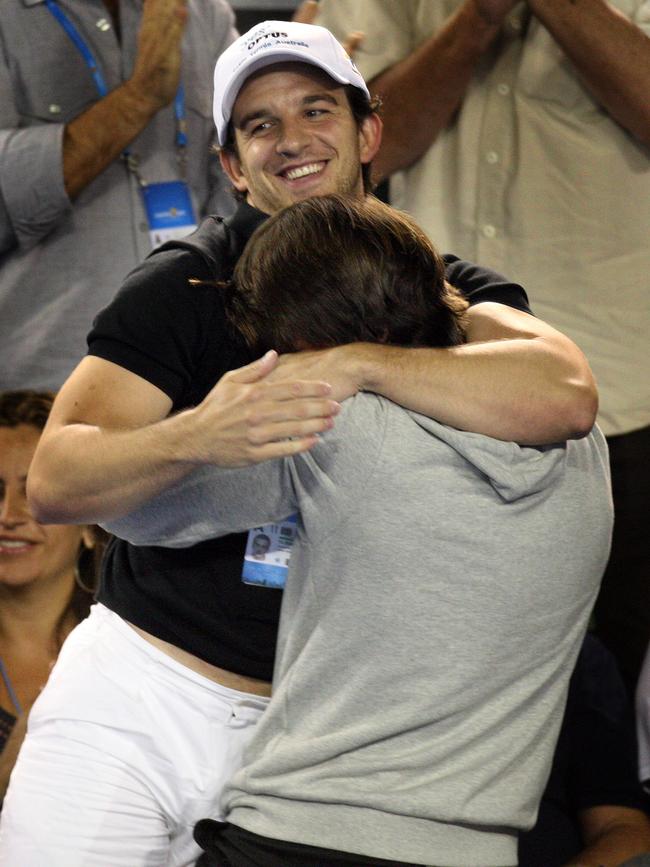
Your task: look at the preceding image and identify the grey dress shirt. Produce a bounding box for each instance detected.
[0,0,237,389]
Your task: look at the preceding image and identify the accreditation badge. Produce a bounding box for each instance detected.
[142,181,198,249]
[242,515,298,589]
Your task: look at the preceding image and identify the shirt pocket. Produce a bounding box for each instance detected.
[517,2,646,113]
[516,20,602,115]
[11,34,99,125]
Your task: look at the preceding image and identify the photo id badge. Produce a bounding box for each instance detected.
[142,181,197,249]
[242,515,298,589]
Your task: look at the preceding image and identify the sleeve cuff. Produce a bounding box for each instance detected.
[0,122,72,250]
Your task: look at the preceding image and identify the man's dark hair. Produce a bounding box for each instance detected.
[221,83,381,196]
[226,194,469,354]
[0,388,54,430]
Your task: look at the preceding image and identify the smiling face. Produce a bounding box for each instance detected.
[0,425,84,591]
[219,63,381,215]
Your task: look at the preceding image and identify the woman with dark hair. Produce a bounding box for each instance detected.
[0,390,102,800]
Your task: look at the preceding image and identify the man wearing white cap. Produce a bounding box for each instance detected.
[9,19,596,867]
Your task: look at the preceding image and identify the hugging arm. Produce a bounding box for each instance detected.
[101,447,297,548]
[268,294,597,446]
[28,352,337,525]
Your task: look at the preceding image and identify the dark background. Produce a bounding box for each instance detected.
[231,0,301,32]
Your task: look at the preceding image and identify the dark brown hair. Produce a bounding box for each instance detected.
[0,390,53,431]
[0,390,103,648]
[227,194,468,353]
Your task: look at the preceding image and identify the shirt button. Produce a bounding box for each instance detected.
[497,83,510,96]
[96,17,111,31]
[49,104,61,115]
[482,224,497,238]
[485,150,499,164]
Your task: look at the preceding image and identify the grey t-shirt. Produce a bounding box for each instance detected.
[106,393,613,866]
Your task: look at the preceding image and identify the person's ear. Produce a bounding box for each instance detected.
[75,527,98,594]
[358,112,383,166]
[219,148,249,195]
[80,526,95,550]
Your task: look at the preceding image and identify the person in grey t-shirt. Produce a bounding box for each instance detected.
[106,194,614,867]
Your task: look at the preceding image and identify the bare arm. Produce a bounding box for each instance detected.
[102,455,291,548]
[365,0,516,180]
[27,353,339,525]
[528,0,650,147]
[267,303,597,444]
[564,805,650,867]
[63,0,188,199]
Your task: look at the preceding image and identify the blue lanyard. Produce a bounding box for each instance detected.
[45,0,188,156]
[45,0,109,96]
[0,657,22,717]
[175,85,188,148]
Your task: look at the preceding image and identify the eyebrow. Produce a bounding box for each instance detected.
[235,92,342,131]
[236,109,270,131]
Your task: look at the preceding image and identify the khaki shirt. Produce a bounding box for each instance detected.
[319,0,650,435]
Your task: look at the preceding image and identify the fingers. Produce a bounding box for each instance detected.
[142,0,187,21]
[248,435,321,462]
[256,379,334,404]
[224,351,334,399]
[226,350,279,384]
[242,390,341,450]
[194,359,341,467]
[173,0,188,23]
[132,0,187,106]
[140,0,187,39]
[246,395,340,429]
[209,399,338,467]
[342,31,364,58]
[264,349,323,381]
[292,0,319,24]
[246,407,338,443]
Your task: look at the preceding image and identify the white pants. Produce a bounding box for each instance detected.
[0,604,269,867]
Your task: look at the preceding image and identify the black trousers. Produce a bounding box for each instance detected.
[194,820,430,867]
[593,424,650,697]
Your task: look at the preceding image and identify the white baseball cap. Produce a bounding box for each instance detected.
[213,20,370,145]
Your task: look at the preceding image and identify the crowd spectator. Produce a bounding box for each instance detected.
[0,390,102,803]
[0,0,237,391]
[317,0,650,696]
[520,633,650,867]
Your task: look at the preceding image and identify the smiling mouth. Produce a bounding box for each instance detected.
[282,162,326,181]
[0,540,35,554]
